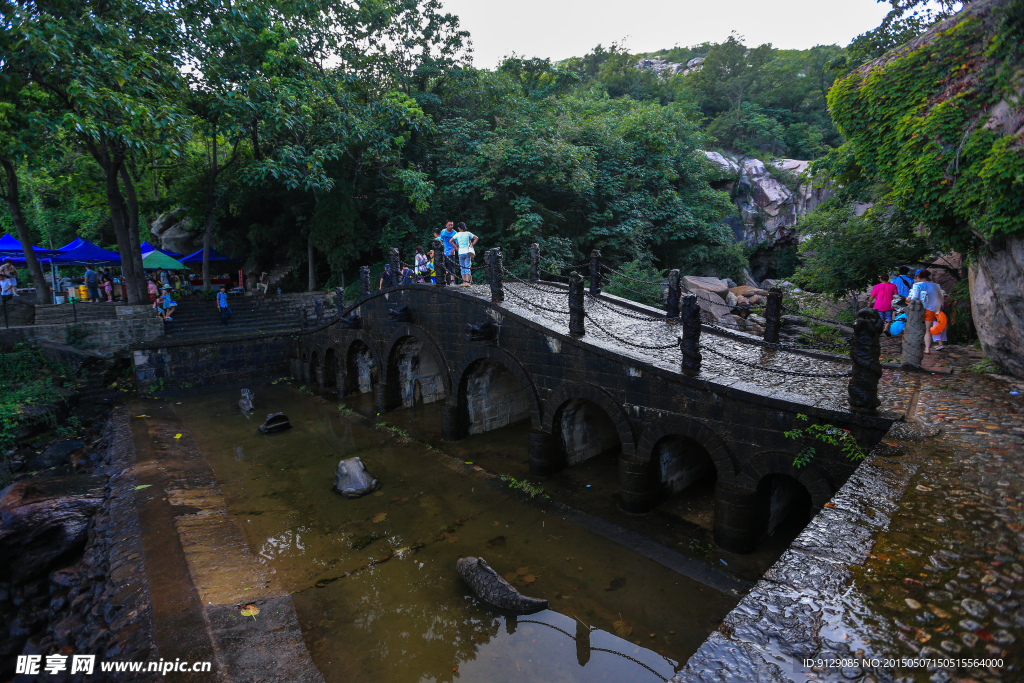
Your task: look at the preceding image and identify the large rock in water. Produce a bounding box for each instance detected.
[970,234,1024,378]
[0,475,106,581]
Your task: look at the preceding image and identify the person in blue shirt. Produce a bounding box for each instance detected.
[401,264,414,285]
[889,266,914,300]
[216,286,232,325]
[439,221,458,284]
[160,285,177,321]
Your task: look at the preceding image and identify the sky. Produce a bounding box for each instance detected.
[438,0,893,69]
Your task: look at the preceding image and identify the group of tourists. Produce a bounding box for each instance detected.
[379,221,480,290]
[869,266,947,353]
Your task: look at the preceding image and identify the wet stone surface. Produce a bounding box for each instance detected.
[675,347,1024,682]
[473,282,853,408]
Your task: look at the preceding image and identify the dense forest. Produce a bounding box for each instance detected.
[2,0,1019,306]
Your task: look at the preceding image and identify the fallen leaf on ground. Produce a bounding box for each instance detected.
[613,618,632,637]
[522,574,536,584]
[503,572,518,583]
[133,485,151,491]
[173,434,182,439]
[371,512,387,523]
[516,567,529,576]
[241,605,260,620]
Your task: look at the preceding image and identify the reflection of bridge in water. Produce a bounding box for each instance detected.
[298,249,897,553]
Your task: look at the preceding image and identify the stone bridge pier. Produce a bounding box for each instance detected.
[296,284,895,553]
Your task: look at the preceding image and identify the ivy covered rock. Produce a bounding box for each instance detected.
[828,0,1024,377]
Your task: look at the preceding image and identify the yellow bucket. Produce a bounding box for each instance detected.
[78,285,89,299]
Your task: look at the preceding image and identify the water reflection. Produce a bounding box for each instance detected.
[173,385,734,682]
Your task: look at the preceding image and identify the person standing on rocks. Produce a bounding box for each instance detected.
[217,285,232,326]
[449,222,478,287]
[907,269,944,354]
[868,275,899,334]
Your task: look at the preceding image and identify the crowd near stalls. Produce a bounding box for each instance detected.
[0,235,245,308]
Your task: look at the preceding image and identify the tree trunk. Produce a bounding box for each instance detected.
[103,160,142,304]
[202,209,214,292]
[0,157,51,304]
[118,164,148,302]
[307,236,316,291]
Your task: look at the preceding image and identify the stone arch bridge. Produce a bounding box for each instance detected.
[296,280,896,553]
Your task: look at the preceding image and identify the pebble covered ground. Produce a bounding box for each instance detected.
[860,346,1024,681]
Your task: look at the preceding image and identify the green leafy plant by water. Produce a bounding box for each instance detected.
[499,474,547,499]
[785,413,867,468]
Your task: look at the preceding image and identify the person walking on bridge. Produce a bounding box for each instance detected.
[449,222,478,286]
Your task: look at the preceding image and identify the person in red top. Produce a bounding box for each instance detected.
[868,275,899,334]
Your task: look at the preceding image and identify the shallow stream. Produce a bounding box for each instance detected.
[172,385,735,682]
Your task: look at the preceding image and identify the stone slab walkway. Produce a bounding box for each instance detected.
[676,346,1024,682]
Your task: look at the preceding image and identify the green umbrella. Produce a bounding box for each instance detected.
[141,249,188,271]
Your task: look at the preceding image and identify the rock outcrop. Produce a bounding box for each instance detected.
[970,234,1024,378]
[150,208,197,255]
[702,152,832,247]
[2,296,35,326]
[636,56,704,76]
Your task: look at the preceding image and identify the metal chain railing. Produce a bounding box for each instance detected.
[584,311,679,350]
[781,304,848,327]
[599,263,667,287]
[699,343,852,378]
[701,319,852,358]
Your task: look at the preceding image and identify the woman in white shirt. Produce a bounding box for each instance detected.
[907,269,944,354]
[448,222,478,286]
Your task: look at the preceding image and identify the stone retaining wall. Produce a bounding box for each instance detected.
[132,333,294,394]
[1,317,164,356]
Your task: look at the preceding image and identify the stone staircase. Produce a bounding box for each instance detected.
[161,292,329,341]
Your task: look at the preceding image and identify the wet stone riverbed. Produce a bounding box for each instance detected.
[170,384,736,682]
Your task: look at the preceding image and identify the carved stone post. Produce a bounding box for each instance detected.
[389,247,400,285]
[666,269,681,320]
[530,243,540,282]
[432,239,447,287]
[848,307,884,414]
[486,248,504,304]
[314,298,324,324]
[679,293,702,376]
[359,266,371,298]
[764,287,782,344]
[589,249,602,296]
[902,298,926,369]
[568,271,585,338]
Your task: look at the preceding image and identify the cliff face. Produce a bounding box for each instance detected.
[831,0,1024,377]
[702,151,832,248]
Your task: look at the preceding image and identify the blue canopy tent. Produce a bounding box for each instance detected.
[141,241,183,259]
[0,233,56,258]
[52,237,122,265]
[180,247,239,264]
[180,248,243,293]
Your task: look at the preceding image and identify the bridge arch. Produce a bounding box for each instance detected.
[343,334,382,396]
[382,325,450,409]
[452,347,541,435]
[636,417,737,487]
[541,382,636,461]
[741,451,834,509]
